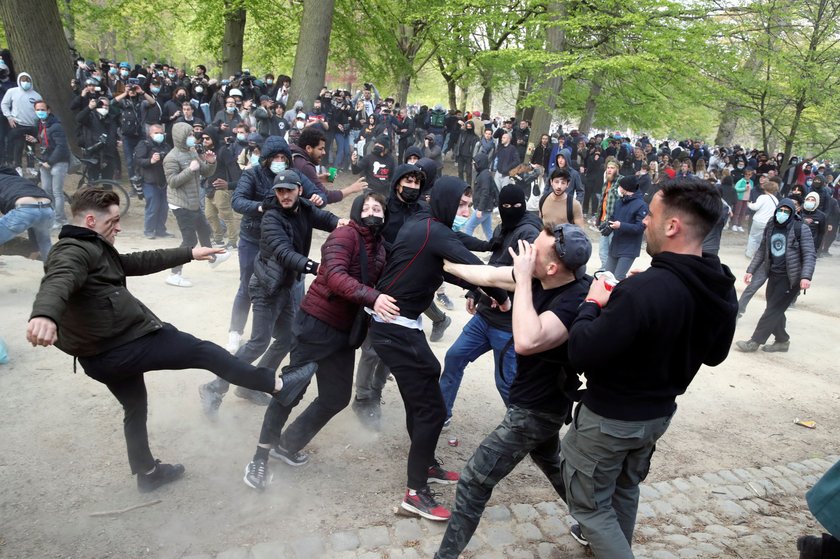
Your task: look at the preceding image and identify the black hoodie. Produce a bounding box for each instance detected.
[381,163,427,247]
[569,252,738,421]
[375,176,509,319]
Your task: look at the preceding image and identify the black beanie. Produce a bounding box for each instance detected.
[375,134,391,149]
[619,175,640,193]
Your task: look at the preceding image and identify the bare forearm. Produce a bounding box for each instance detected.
[443,261,516,291]
[512,277,541,352]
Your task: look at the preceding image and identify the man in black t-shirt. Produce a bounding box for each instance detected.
[435,223,592,559]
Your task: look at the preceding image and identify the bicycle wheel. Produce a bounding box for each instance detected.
[90,180,131,216]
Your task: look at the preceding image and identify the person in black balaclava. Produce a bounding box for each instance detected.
[736,198,816,353]
[351,134,396,197]
[439,183,543,428]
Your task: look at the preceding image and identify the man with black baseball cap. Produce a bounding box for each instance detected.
[435,223,593,558]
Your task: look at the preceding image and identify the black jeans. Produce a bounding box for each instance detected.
[435,405,567,558]
[583,181,600,216]
[751,273,799,344]
[7,124,36,167]
[79,323,275,474]
[456,157,473,185]
[258,312,355,451]
[171,207,213,274]
[370,320,446,490]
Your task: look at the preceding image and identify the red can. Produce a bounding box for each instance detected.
[448,438,459,447]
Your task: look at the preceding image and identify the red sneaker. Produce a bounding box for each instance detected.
[401,487,451,521]
[428,460,460,485]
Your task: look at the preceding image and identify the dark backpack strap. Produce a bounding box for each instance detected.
[567,190,575,224]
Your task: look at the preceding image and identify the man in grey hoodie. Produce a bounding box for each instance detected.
[1,72,41,168]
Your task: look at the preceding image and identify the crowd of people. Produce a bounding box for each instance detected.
[2,51,837,559]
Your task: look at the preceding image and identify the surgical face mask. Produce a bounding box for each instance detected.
[21,81,32,91]
[152,133,165,143]
[775,210,790,224]
[270,161,287,174]
[226,106,236,113]
[194,86,203,93]
[168,72,176,79]
[399,186,420,203]
[35,110,48,120]
[151,87,160,94]
[296,121,305,130]
[185,136,196,148]
[452,215,468,232]
[361,215,384,234]
[119,70,128,78]
[96,107,109,116]
[236,133,246,142]
[804,200,817,211]
[109,67,117,75]
[250,154,261,166]
[266,79,274,85]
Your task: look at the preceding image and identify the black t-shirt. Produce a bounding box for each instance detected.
[769,225,788,276]
[508,278,588,414]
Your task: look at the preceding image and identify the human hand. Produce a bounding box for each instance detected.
[172,110,181,118]
[609,221,620,229]
[351,151,358,165]
[476,210,482,219]
[24,134,37,143]
[490,297,511,312]
[192,246,225,261]
[189,159,200,172]
[318,172,330,181]
[26,317,58,347]
[586,275,613,307]
[373,293,400,321]
[42,162,51,169]
[337,218,350,227]
[465,297,476,315]
[744,273,752,284]
[151,152,161,164]
[800,279,811,290]
[88,99,97,110]
[203,150,216,164]
[508,239,536,282]
[213,178,228,190]
[309,194,324,206]
[348,178,366,193]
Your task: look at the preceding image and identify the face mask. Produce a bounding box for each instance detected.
[266,79,274,85]
[176,94,186,101]
[120,70,128,78]
[806,178,813,186]
[168,72,176,79]
[452,215,468,232]
[185,136,196,148]
[296,121,305,130]
[373,146,384,156]
[21,81,32,91]
[194,86,203,93]
[250,154,261,166]
[270,161,286,174]
[362,215,384,234]
[152,133,165,143]
[109,67,117,75]
[236,133,246,142]
[92,76,101,83]
[35,110,48,120]
[151,87,160,94]
[96,107,109,116]
[775,210,790,225]
[804,200,817,211]
[226,106,236,113]
[399,186,420,203]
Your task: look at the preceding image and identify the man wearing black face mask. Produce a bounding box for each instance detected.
[351,134,396,197]
[736,198,816,354]
[439,183,542,428]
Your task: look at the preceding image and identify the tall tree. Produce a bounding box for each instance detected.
[220,0,246,78]
[0,0,77,151]
[288,0,336,112]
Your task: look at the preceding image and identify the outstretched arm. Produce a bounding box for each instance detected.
[443,260,516,291]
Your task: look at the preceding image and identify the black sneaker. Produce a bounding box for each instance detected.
[430,316,452,343]
[234,386,272,406]
[198,382,223,420]
[274,362,318,406]
[351,398,381,431]
[797,535,822,559]
[270,444,309,466]
[243,458,272,491]
[570,523,589,546]
[137,460,185,493]
[436,292,455,311]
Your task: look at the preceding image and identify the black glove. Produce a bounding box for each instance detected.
[304,260,319,275]
[599,221,613,237]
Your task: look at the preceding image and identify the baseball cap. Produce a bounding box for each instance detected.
[551,224,592,277]
[119,61,130,69]
[273,170,302,190]
[296,111,306,120]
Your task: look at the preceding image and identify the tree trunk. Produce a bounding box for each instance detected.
[714,51,761,147]
[59,0,76,52]
[288,0,335,112]
[446,78,457,110]
[396,73,411,107]
[529,1,565,161]
[782,96,806,162]
[515,73,529,121]
[459,85,469,113]
[220,2,246,79]
[0,0,78,153]
[522,106,535,123]
[481,81,492,117]
[578,78,603,135]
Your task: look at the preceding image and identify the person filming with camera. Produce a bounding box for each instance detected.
[76,95,119,180]
[133,124,173,239]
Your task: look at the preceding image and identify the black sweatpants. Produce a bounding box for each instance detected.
[79,323,275,474]
[751,273,798,344]
[257,312,355,451]
[370,320,446,490]
[171,208,213,274]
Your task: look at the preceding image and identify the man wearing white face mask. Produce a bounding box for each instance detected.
[163,122,228,287]
[134,124,173,239]
[1,72,41,170]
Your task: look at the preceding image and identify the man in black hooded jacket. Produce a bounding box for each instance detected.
[563,178,738,557]
[369,176,511,522]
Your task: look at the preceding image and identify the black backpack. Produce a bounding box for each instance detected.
[120,101,142,137]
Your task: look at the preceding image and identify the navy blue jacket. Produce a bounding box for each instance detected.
[608,190,648,258]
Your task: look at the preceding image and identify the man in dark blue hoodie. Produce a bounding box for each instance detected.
[563,177,738,557]
[545,147,583,201]
[370,176,510,522]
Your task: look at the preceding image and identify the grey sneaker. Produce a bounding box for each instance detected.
[198,382,223,420]
[430,316,452,343]
[234,386,272,406]
[735,340,760,352]
[270,444,309,466]
[243,459,273,491]
[762,340,790,352]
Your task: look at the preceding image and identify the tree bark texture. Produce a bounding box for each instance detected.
[578,78,603,136]
[220,3,246,79]
[528,1,565,162]
[0,0,78,152]
[288,0,336,112]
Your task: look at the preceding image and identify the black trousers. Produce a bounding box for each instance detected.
[751,273,798,344]
[7,124,37,167]
[370,320,446,490]
[257,312,355,451]
[171,208,213,274]
[79,323,275,474]
[456,157,473,185]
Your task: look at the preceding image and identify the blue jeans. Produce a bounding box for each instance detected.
[123,135,141,177]
[439,314,516,420]
[142,182,169,236]
[333,132,349,169]
[229,236,259,334]
[0,205,54,260]
[462,209,493,240]
[40,162,69,224]
[598,233,612,269]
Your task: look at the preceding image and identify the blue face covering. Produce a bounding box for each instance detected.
[185,136,196,148]
[250,154,261,166]
[452,215,468,232]
[775,210,790,225]
[153,133,165,144]
[21,81,32,91]
[270,161,286,174]
[35,110,48,120]
[150,87,160,94]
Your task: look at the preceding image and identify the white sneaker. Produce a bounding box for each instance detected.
[731,225,738,232]
[166,273,193,287]
[209,251,230,269]
[226,331,241,353]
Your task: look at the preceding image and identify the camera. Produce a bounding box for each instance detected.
[85,133,109,154]
[194,143,205,155]
[599,221,613,237]
[128,77,140,86]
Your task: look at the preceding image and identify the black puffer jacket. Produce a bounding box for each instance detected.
[252,196,339,294]
[232,135,291,243]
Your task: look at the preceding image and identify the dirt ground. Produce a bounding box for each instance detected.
[1,171,838,558]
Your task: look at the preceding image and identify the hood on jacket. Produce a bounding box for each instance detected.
[172,121,194,151]
[555,147,572,169]
[415,157,439,194]
[473,152,490,173]
[263,135,291,163]
[390,163,425,194]
[350,192,390,231]
[430,176,468,229]
[17,72,32,88]
[774,197,799,228]
[403,146,423,164]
